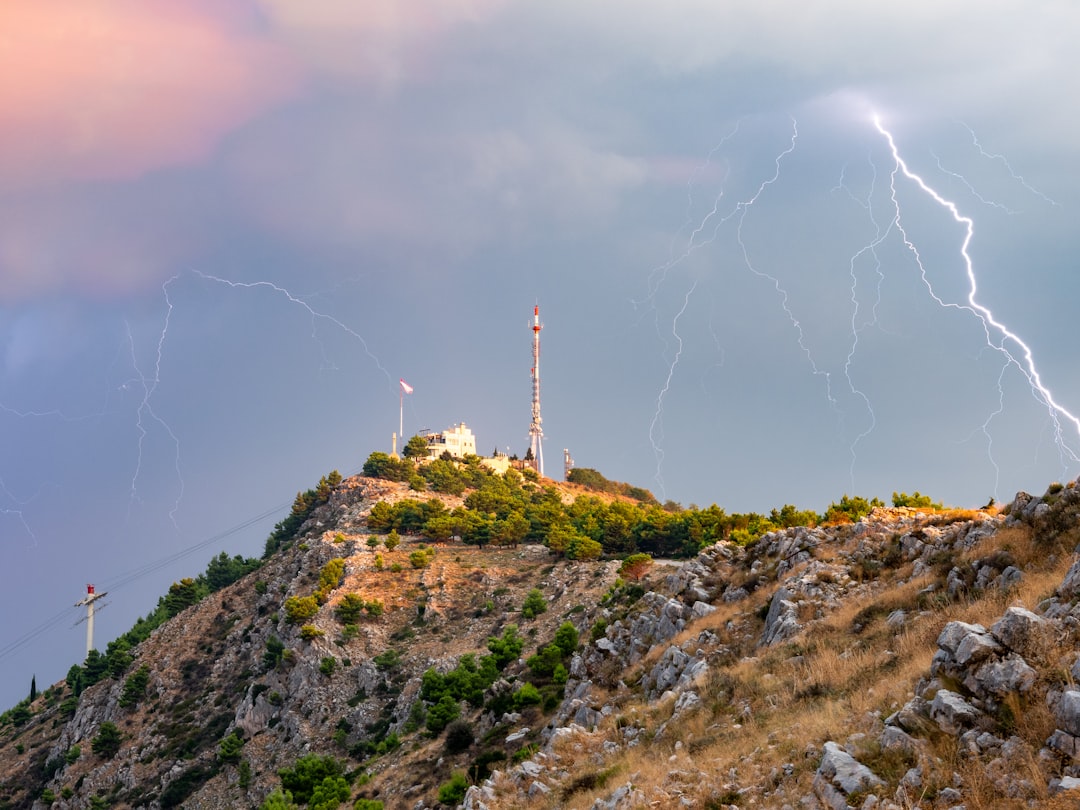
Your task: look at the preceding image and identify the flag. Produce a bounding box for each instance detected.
[400,379,414,395]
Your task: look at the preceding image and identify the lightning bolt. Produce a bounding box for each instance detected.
[191,270,393,385]
[834,154,889,490]
[957,121,1060,208]
[648,280,697,500]
[645,118,849,495]
[0,476,37,545]
[124,276,184,527]
[733,119,836,405]
[931,152,1018,214]
[875,115,1080,484]
[639,120,742,307]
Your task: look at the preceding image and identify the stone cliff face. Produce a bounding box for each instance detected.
[5,477,1080,809]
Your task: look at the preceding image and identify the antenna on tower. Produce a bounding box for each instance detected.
[74,584,108,658]
[529,304,544,477]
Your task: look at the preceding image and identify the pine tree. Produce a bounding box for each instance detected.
[29,675,37,702]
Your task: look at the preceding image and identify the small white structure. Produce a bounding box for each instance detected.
[426,422,477,459]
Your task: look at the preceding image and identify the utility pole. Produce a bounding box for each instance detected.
[529,304,544,477]
[75,584,107,658]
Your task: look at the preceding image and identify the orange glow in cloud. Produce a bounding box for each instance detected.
[0,1,300,184]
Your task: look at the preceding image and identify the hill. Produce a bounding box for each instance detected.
[4,472,1080,809]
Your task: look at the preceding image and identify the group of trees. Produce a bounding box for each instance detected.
[362,451,945,558]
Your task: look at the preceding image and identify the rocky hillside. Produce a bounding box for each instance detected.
[5,474,1080,810]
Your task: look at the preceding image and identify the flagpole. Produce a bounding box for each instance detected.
[400,387,404,442]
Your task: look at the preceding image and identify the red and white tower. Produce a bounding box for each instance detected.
[75,584,107,657]
[529,304,544,477]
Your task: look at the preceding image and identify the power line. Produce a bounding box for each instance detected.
[0,465,361,666]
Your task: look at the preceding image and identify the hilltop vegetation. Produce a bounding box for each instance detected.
[8,453,1080,809]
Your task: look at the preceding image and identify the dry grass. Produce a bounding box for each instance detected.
[514,515,1080,810]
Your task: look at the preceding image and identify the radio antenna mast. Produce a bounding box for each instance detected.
[529,304,544,477]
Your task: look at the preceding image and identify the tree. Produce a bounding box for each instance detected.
[493,511,530,549]
[892,491,942,509]
[823,495,883,524]
[335,593,365,624]
[118,665,150,708]
[423,515,456,543]
[164,578,203,617]
[384,530,401,552]
[618,553,653,582]
[106,638,133,678]
[426,694,461,733]
[310,775,351,810]
[403,434,431,459]
[487,625,524,668]
[521,588,547,619]
[263,636,285,670]
[553,621,579,657]
[92,721,122,758]
[566,536,603,561]
[29,675,36,702]
[444,719,474,753]
[285,595,319,624]
[279,755,346,805]
[219,732,244,763]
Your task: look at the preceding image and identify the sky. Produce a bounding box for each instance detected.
[2,0,1079,708]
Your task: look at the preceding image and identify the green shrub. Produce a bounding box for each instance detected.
[279,755,346,805]
[219,732,244,763]
[353,800,384,810]
[316,559,347,603]
[512,682,542,709]
[264,636,285,670]
[310,775,351,810]
[437,772,469,805]
[300,624,325,641]
[284,596,319,624]
[553,621,579,656]
[373,649,400,670]
[260,789,298,809]
[92,721,122,758]
[521,589,547,619]
[320,657,337,677]
[444,719,475,753]
[487,625,524,668]
[409,548,434,569]
[426,694,461,733]
[65,744,81,765]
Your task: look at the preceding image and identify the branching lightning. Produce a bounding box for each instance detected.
[875,115,1080,476]
[124,276,184,527]
[648,280,697,499]
[641,109,1075,504]
[0,476,37,545]
[835,154,889,489]
[958,122,1060,208]
[191,270,393,385]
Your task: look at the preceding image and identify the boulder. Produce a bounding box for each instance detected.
[1055,690,1080,737]
[989,606,1054,659]
[760,587,800,647]
[813,741,884,808]
[930,689,980,734]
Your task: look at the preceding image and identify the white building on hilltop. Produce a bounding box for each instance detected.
[425,422,477,459]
